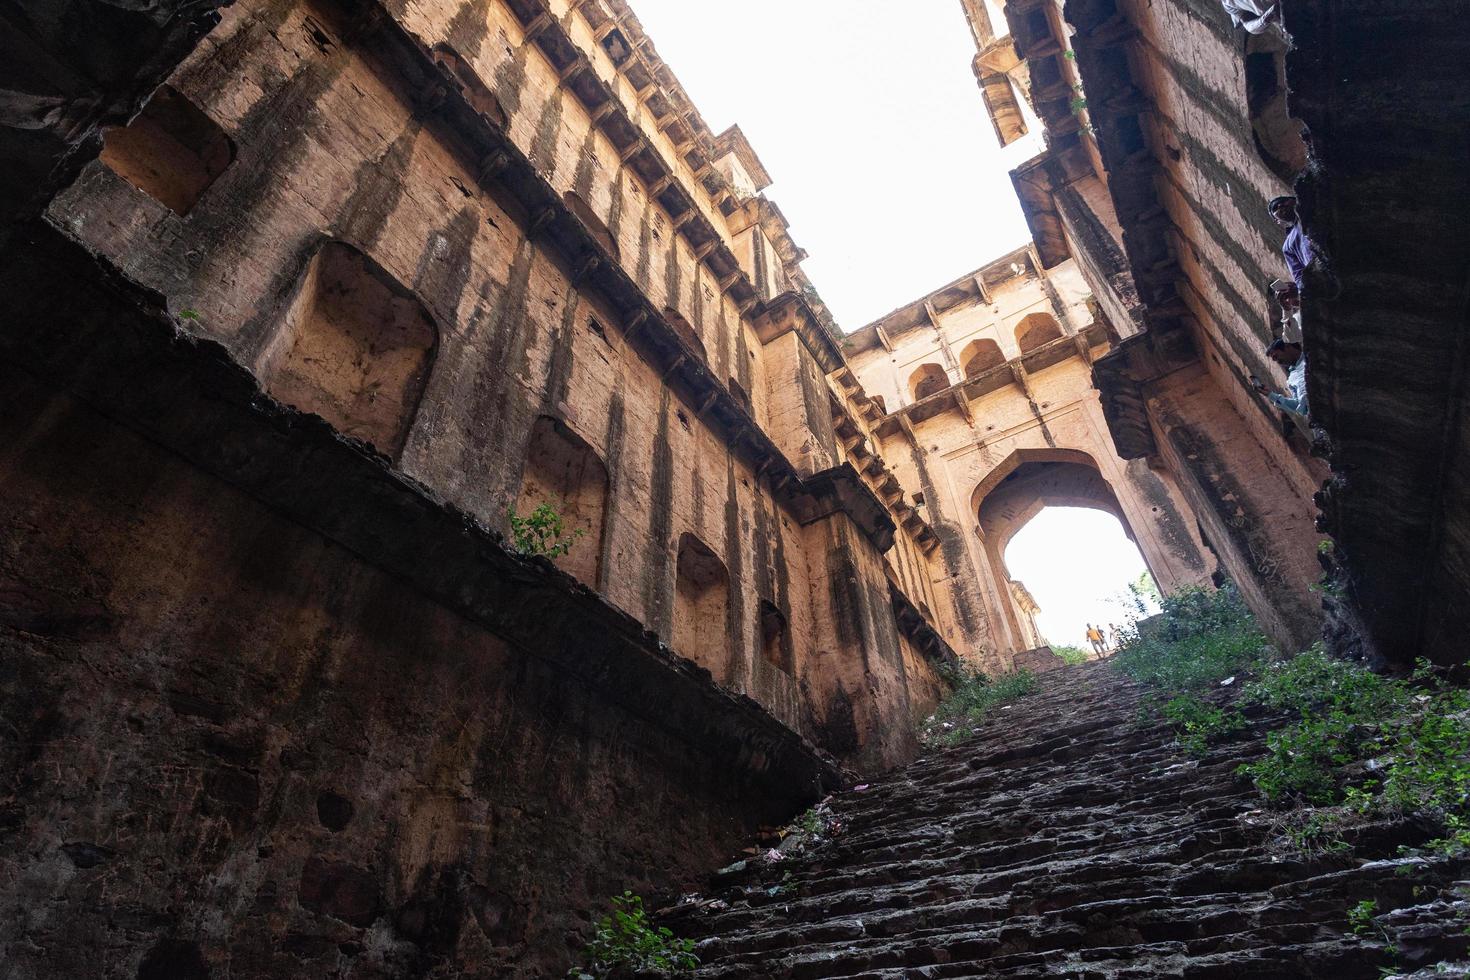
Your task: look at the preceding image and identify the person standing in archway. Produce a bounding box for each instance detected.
[1086,624,1107,658]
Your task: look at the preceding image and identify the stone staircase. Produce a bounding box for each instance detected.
[662,661,1470,978]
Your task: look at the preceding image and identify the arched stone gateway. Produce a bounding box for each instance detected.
[963,447,1215,664]
[971,450,1139,655]
[843,251,1218,673]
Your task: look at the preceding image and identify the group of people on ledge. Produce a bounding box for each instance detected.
[1085,622,1124,658]
[1218,3,1314,422]
[1249,195,1313,420]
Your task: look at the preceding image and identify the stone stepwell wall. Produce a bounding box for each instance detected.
[0,225,839,979]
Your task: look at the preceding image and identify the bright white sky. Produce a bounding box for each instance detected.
[630,0,1043,328]
[1005,508,1158,648]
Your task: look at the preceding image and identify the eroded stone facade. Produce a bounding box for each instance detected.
[843,249,1213,670]
[7,0,1461,974]
[0,0,962,974]
[964,0,1328,654]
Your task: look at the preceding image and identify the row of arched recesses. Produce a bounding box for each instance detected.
[250,237,769,677]
[905,313,1064,402]
[671,533,792,679]
[515,420,796,684]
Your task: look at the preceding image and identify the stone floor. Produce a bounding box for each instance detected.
[663,661,1470,978]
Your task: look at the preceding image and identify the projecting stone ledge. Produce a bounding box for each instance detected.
[2,220,845,804]
[0,222,848,974]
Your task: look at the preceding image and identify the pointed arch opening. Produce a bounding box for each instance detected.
[909,363,949,402]
[1015,312,1063,354]
[971,449,1154,659]
[960,337,1007,379]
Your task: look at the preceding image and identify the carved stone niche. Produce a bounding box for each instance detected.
[99,84,234,215]
[257,241,438,460]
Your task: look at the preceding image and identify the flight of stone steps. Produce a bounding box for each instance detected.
[662,661,1470,978]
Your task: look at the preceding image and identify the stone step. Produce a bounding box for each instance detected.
[666,662,1470,979]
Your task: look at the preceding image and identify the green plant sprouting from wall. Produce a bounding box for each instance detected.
[568,892,698,979]
[507,501,583,558]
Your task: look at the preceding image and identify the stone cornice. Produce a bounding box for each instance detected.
[844,245,1038,354]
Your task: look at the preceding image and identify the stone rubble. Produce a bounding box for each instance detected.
[663,662,1470,978]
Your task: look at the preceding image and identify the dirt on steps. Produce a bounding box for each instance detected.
[661,661,1470,979]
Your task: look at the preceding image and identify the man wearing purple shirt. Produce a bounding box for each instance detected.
[1269,196,1315,292]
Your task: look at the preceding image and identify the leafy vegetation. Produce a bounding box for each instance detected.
[568,892,698,979]
[1113,584,1470,858]
[1053,644,1091,666]
[508,501,583,558]
[1160,694,1245,756]
[920,666,1038,747]
[1111,585,1267,691]
[1348,898,1378,935]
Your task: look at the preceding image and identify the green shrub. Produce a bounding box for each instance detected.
[1236,651,1470,840]
[920,667,1038,746]
[1347,898,1378,935]
[1111,585,1267,690]
[508,501,583,558]
[1160,695,1245,756]
[1112,583,1470,855]
[1053,645,1091,666]
[569,892,698,979]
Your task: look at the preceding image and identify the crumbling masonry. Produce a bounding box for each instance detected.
[1,0,1468,975]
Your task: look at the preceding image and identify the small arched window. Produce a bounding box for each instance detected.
[909,363,949,402]
[759,600,792,674]
[1015,312,1063,354]
[961,338,1006,378]
[673,534,731,679]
